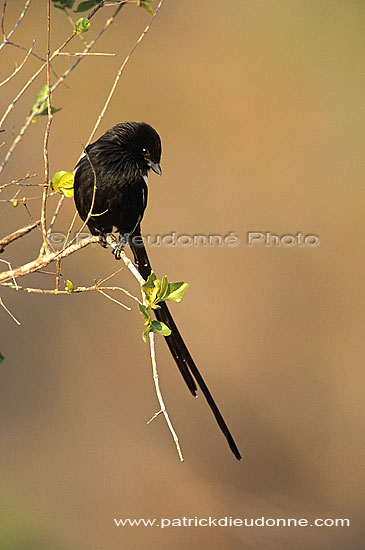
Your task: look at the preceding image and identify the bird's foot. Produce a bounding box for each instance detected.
[111,233,129,260]
[99,235,108,248]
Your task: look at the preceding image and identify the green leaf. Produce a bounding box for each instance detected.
[74,0,101,12]
[65,280,74,293]
[165,282,189,303]
[51,170,67,188]
[30,85,61,122]
[142,325,151,343]
[52,0,75,9]
[141,271,157,303]
[30,85,48,120]
[0,352,4,364]
[138,1,155,15]
[150,320,171,336]
[151,278,162,305]
[51,171,74,198]
[74,17,90,33]
[138,303,151,325]
[156,275,169,302]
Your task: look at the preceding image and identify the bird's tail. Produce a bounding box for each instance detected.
[129,233,242,460]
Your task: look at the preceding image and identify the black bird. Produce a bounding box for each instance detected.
[74,122,241,460]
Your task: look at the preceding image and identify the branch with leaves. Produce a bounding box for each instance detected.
[0,0,189,462]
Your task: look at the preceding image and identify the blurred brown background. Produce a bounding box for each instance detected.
[0,1,364,548]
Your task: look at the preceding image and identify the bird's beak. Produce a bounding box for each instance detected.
[150,162,162,176]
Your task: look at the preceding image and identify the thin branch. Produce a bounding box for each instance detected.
[40,0,52,254]
[120,250,145,285]
[0,0,32,52]
[56,51,115,56]
[40,148,97,260]
[96,287,130,310]
[72,146,98,246]
[0,172,37,191]
[147,332,184,461]
[97,265,125,285]
[64,210,78,245]
[0,235,100,284]
[0,193,55,204]
[0,3,124,174]
[2,282,138,303]
[118,247,184,461]
[0,219,40,252]
[63,7,88,47]
[4,39,46,62]
[87,0,124,19]
[0,39,35,88]
[51,3,124,100]
[1,0,7,39]
[55,257,60,290]
[0,296,21,325]
[85,0,164,147]
[0,35,75,172]
[0,0,179,459]
[0,258,18,288]
[46,194,64,237]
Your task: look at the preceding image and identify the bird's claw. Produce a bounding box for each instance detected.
[112,243,124,260]
[99,235,108,248]
[110,234,128,260]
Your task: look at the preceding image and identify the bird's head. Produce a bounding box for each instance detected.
[107,121,162,177]
[139,127,162,176]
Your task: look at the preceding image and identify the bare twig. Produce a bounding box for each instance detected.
[0,3,124,175]
[46,194,64,237]
[0,258,18,288]
[40,0,53,254]
[56,51,115,56]
[0,39,35,88]
[120,250,145,285]
[118,248,184,461]
[1,0,7,39]
[2,282,138,301]
[96,287,130,310]
[4,39,46,63]
[0,235,100,284]
[0,173,37,191]
[0,0,32,52]
[0,34,71,131]
[96,266,124,285]
[0,193,55,204]
[55,257,60,291]
[72,146,98,245]
[86,0,164,147]
[0,296,21,325]
[147,332,184,461]
[0,219,40,252]
[64,210,78,245]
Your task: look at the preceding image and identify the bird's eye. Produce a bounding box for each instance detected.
[142,148,150,157]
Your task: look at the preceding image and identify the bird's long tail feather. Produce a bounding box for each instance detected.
[129,235,241,460]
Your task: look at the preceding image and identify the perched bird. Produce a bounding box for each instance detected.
[74,122,241,460]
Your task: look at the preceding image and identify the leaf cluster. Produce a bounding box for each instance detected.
[139,271,188,342]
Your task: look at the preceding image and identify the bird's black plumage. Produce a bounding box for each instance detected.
[74,121,241,460]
